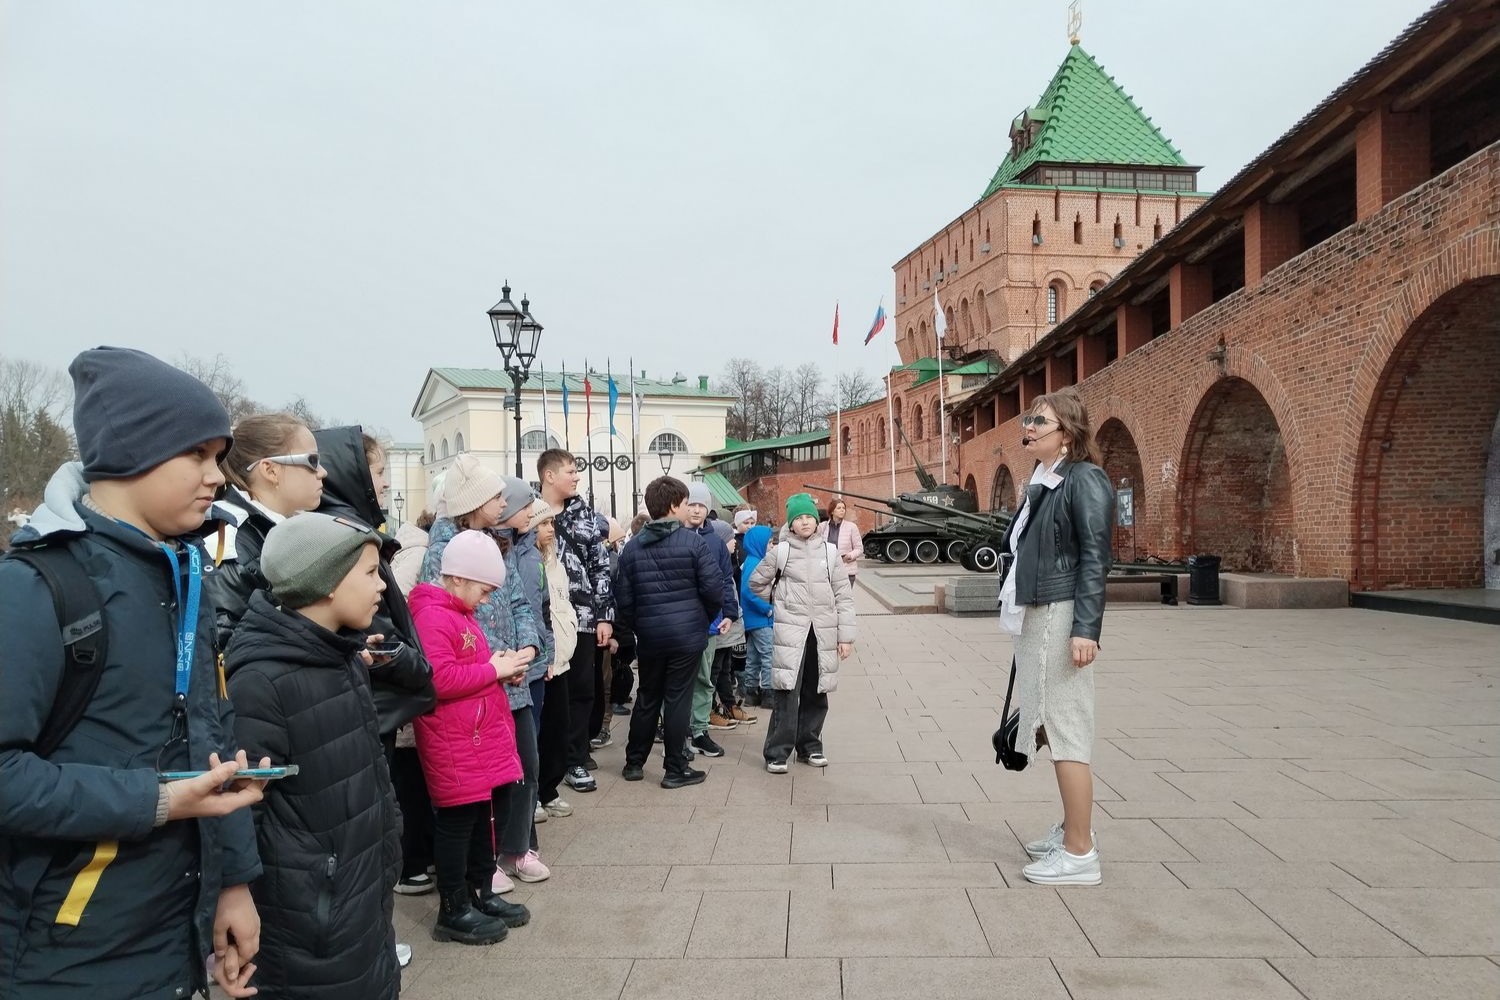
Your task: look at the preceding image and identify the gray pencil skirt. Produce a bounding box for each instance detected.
[1013,599,1095,766]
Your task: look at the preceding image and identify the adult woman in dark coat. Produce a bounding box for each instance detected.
[997,389,1113,886]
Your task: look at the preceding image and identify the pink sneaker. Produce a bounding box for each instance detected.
[492,867,516,894]
[501,850,551,883]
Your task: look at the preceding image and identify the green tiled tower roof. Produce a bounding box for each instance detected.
[981,44,1188,198]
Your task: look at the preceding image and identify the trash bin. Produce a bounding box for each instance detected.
[1187,554,1222,606]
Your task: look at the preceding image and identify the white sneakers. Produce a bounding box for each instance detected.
[1022,845,1101,885]
[1021,823,1101,885]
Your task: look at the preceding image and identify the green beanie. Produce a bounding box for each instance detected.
[785,492,819,524]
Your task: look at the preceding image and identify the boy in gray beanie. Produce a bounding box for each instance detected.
[224,511,404,997]
[0,346,264,998]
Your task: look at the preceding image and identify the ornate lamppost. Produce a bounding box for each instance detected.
[488,282,543,478]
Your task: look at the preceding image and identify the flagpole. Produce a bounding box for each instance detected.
[584,359,596,510]
[540,361,551,464]
[629,358,640,515]
[886,346,898,503]
[607,359,618,519]
[834,301,842,494]
[934,293,948,485]
[561,360,571,452]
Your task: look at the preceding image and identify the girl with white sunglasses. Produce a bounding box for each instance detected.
[205,412,327,645]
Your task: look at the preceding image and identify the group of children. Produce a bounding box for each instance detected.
[0,346,859,999]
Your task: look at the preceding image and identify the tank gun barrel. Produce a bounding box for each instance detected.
[894,491,1014,529]
[802,484,899,511]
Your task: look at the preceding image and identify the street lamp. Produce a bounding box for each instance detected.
[657,447,675,475]
[488,282,543,477]
[393,492,406,529]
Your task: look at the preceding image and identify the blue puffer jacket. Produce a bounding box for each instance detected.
[0,463,261,999]
[615,519,723,656]
[419,518,541,710]
[739,525,774,631]
[506,527,553,689]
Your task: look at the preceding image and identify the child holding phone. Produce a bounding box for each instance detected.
[224,511,405,998]
[410,529,532,945]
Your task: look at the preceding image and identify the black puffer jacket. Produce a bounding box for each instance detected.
[224,594,401,1000]
[313,426,436,734]
[615,519,723,655]
[202,485,278,648]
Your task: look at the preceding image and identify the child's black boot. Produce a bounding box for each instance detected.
[432,886,508,945]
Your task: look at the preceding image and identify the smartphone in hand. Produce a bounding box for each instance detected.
[158,765,300,783]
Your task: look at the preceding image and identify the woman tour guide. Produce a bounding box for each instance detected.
[998,388,1113,886]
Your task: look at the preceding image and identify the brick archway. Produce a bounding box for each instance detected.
[1097,418,1145,562]
[1179,377,1297,572]
[990,464,1017,514]
[1351,276,1500,589]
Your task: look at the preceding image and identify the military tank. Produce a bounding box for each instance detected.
[805,425,1011,573]
[815,484,1011,572]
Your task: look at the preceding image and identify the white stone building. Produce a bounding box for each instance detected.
[410,367,735,518]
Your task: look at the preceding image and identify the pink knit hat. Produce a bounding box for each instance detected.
[440,529,507,588]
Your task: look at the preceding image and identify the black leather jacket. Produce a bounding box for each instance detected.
[1006,460,1114,641]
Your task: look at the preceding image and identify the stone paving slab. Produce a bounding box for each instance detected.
[393,607,1500,998]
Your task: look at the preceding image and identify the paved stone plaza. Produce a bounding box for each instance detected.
[395,594,1500,999]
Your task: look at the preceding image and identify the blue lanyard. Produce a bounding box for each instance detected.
[157,542,202,702]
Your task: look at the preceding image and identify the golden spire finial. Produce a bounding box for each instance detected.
[1068,0,1082,45]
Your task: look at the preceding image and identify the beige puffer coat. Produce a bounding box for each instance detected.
[544,548,579,674]
[748,533,857,693]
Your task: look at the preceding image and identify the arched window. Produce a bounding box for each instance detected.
[649,431,688,454]
[521,430,560,451]
[840,426,852,455]
[441,438,450,459]
[428,443,436,463]
[1089,280,1104,298]
[932,406,941,440]
[893,398,903,429]
[912,404,925,441]
[454,432,465,453]
[1046,282,1065,324]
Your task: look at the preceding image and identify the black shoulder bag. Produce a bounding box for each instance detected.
[992,654,1028,771]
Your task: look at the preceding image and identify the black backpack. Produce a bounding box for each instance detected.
[4,543,110,759]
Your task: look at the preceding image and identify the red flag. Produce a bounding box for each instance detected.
[584,374,593,432]
[831,302,840,345]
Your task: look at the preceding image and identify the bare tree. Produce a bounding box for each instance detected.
[836,369,881,411]
[1,356,77,545]
[715,358,764,441]
[174,352,264,425]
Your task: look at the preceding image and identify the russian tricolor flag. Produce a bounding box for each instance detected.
[864,303,886,345]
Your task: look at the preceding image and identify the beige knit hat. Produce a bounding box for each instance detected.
[525,497,562,533]
[442,453,505,518]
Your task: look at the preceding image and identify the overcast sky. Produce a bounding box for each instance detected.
[2,0,1432,442]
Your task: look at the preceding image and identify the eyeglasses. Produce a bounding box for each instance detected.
[1020,415,1056,429]
[247,453,321,474]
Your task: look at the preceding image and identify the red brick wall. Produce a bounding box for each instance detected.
[892,187,1209,365]
[952,144,1500,585]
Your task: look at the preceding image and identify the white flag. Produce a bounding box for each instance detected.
[933,290,946,340]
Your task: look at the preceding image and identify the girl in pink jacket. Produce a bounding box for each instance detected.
[409,530,532,946]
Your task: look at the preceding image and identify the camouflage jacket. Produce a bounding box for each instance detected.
[554,495,615,632]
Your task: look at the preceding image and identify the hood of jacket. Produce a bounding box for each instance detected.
[742,524,772,560]
[394,521,429,552]
[223,591,366,677]
[11,461,90,545]
[639,518,682,546]
[313,425,383,528]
